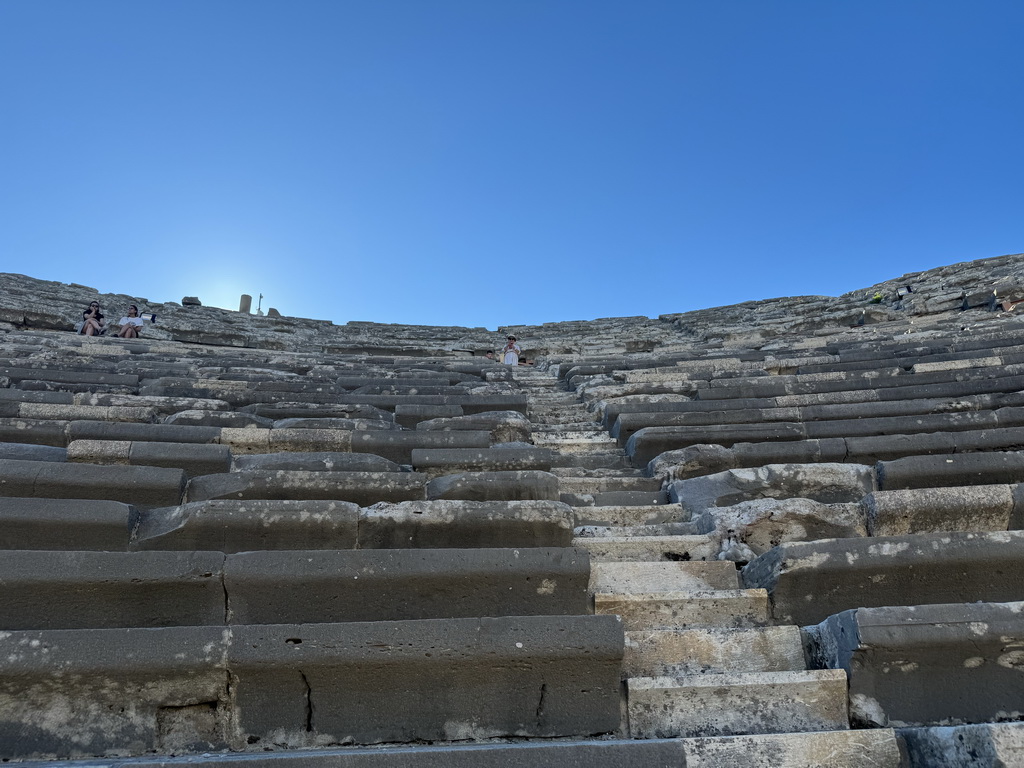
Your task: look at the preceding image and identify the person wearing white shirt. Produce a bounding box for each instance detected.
[502,335,521,365]
[117,305,144,338]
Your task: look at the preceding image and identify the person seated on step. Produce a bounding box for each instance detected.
[78,301,106,336]
[502,335,521,365]
[116,304,144,338]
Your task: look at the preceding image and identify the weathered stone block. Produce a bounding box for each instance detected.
[229,616,623,746]
[0,497,135,551]
[133,499,360,552]
[186,470,426,506]
[426,470,560,501]
[0,550,226,629]
[359,500,574,548]
[0,625,229,759]
[863,485,1014,536]
[0,459,186,508]
[807,601,1024,727]
[742,531,1024,625]
[627,669,848,738]
[224,548,591,624]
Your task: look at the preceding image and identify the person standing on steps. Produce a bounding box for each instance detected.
[502,335,521,365]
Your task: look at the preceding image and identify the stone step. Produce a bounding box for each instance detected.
[627,669,849,738]
[594,589,769,630]
[531,414,600,426]
[549,451,632,470]
[564,489,670,507]
[572,503,681,527]
[532,435,621,454]
[576,522,704,539]
[533,428,612,441]
[679,728,903,767]
[624,625,806,677]
[590,560,740,593]
[531,420,604,432]
[549,466,646,478]
[576,533,719,562]
[558,475,662,495]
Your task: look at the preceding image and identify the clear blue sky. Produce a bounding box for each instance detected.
[2,1,1021,329]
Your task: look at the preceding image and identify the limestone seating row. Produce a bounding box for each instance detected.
[0,456,572,508]
[623,406,1024,463]
[608,390,1024,443]
[596,372,1024,427]
[583,360,1024,407]
[0,498,577,553]
[0,547,593,630]
[645,428,1024,478]
[0,616,623,759]
[666,462,1024,552]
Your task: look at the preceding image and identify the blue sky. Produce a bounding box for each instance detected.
[2,1,1022,328]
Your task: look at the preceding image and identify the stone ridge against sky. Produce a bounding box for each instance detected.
[1,1,1022,328]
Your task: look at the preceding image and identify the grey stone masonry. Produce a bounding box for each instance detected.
[0,498,136,550]
[742,531,1024,625]
[0,459,187,507]
[224,548,591,624]
[0,617,623,758]
[806,601,1024,727]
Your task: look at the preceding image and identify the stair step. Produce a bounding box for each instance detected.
[679,728,903,768]
[533,436,620,454]
[624,626,806,677]
[573,504,684,527]
[575,533,719,562]
[594,589,769,630]
[563,490,669,507]
[549,452,632,470]
[590,560,740,593]
[532,422,604,433]
[627,669,849,738]
[577,522,704,539]
[558,476,662,494]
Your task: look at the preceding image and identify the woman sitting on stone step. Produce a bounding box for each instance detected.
[78,301,106,336]
[116,304,144,338]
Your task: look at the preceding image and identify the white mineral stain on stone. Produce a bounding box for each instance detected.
[443,719,490,741]
[998,651,1024,669]
[791,552,832,571]
[867,541,910,556]
[968,622,989,636]
[0,632,9,640]
[537,578,556,595]
[963,657,985,668]
[850,693,888,727]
